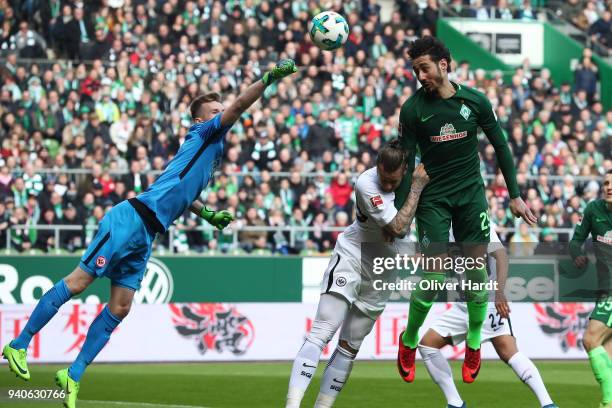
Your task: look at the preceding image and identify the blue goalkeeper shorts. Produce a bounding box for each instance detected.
[79,200,156,291]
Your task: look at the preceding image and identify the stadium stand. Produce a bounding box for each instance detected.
[0,0,609,254]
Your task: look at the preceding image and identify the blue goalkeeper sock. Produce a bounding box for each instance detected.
[69,306,121,382]
[11,280,72,350]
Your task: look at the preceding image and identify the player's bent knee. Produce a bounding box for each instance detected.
[307,319,338,348]
[582,332,601,351]
[465,289,488,305]
[420,329,448,349]
[64,267,95,295]
[109,302,131,320]
[583,321,608,351]
[493,340,518,363]
[338,339,359,355]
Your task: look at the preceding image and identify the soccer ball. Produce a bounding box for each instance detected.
[308,11,349,51]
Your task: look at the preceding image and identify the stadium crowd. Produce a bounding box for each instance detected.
[0,0,610,254]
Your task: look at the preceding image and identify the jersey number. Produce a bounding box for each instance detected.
[480,211,490,232]
[488,312,505,330]
[597,296,612,312]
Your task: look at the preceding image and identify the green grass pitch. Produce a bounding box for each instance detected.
[0,361,598,407]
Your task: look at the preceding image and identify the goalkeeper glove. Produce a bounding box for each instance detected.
[262,59,298,86]
[200,207,234,230]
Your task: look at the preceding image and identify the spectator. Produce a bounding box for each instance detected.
[239,207,267,252]
[35,208,56,252]
[510,221,538,256]
[10,21,46,58]
[122,160,148,195]
[9,206,32,252]
[328,173,353,212]
[65,6,93,60]
[0,0,607,256]
[589,10,611,49]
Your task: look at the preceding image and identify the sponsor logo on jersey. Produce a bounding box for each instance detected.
[421,113,434,122]
[370,195,383,208]
[430,123,467,143]
[596,231,612,244]
[95,256,106,267]
[170,303,255,356]
[336,276,347,287]
[534,303,593,352]
[460,104,471,120]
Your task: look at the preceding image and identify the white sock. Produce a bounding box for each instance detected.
[314,393,336,408]
[315,346,356,408]
[419,345,463,407]
[286,339,323,408]
[508,352,553,407]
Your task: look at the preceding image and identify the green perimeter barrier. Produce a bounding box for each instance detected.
[0,256,302,304]
[436,19,512,82]
[0,255,600,304]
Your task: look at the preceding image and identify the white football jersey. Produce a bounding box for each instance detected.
[338,167,398,250]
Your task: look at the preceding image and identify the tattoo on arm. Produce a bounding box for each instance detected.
[385,187,422,237]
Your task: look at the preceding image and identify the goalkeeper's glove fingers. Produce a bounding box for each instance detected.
[214,210,234,230]
[200,207,235,230]
[262,59,298,86]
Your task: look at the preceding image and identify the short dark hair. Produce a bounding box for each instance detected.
[189,92,222,119]
[376,139,407,172]
[407,36,452,71]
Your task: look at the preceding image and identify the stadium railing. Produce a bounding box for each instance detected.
[5,168,605,183]
[2,224,575,254]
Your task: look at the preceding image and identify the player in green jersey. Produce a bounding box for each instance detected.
[569,169,612,408]
[394,37,536,386]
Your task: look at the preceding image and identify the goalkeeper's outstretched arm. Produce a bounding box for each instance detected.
[189,199,234,230]
[220,59,298,127]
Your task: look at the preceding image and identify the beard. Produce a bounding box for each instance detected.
[421,65,444,93]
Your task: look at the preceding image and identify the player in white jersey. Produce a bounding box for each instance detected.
[418,223,558,408]
[285,140,430,408]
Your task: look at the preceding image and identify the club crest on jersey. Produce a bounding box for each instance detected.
[370,195,383,208]
[430,123,468,143]
[96,256,106,267]
[460,104,471,120]
[421,234,430,249]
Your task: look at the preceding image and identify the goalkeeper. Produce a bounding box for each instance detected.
[1,60,298,408]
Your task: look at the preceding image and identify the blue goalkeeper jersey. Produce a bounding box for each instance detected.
[135,113,230,232]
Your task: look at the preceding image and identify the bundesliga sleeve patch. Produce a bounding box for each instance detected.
[370,195,383,208]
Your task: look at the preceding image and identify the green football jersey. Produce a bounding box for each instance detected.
[570,199,612,294]
[570,199,612,257]
[395,82,519,207]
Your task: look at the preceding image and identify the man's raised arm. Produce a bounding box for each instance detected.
[220,59,298,127]
[385,164,429,238]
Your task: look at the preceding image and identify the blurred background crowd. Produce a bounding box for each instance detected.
[0,0,610,255]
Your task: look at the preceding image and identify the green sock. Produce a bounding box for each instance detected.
[465,267,488,350]
[588,346,612,404]
[402,272,445,348]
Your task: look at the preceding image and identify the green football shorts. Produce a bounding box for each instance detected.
[415,182,490,256]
